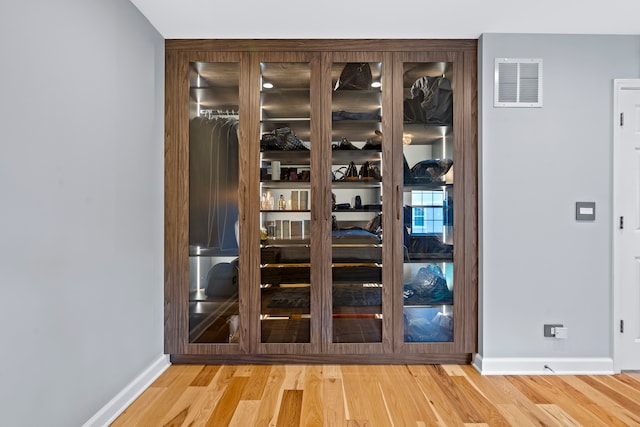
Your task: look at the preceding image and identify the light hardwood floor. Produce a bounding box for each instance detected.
[111,364,640,426]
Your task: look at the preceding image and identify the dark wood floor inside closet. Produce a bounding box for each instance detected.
[111,364,640,426]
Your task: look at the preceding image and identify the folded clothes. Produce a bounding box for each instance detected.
[332,110,381,121]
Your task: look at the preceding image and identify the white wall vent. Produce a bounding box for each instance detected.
[494,58,543,107]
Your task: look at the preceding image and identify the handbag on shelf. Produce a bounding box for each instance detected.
[334,63,373,91]
[362,130,383,150]
[359,161,381,180]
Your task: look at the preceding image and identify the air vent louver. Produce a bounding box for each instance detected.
[495,58,542,107]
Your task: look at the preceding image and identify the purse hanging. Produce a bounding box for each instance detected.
[334,63,373,91]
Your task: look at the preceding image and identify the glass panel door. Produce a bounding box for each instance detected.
[259,62,312,343]
[401,62,455,343]
[330,62,384,343]
[188,62,241,343]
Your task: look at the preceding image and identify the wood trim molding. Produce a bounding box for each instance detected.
[171,353,472,365]
[166,39,478,53]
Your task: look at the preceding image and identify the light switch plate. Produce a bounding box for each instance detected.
[576,202,596,221]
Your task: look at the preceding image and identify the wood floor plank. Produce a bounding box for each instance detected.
[134,364,206,426]
[561,375,640,426]
[341,365,392,427]
[149,364,191,387]
[239,364,271,400]
[529,376,611,427]
[205,376,249,426]
[442,364,468,377]
[110,387,164,426]
[578,402,631,427]
[233,364,255,377]
[282,364,307,390]
[321,371,347,426]
[577,375,640,415]
[615,372,640,390]
[229,400,260,427]
[267,365,307,426]
[460,365,511,405]
[496,403,543,427]
[536,404,581,427]
[299,365,324,426]
[253,365,287,426]
[178,365,240,427]
[547,375,633,426]
[484,376,563,426]
[591,373,640,404]
[450,375,511,426]
[190,364,221,387]
[276,389,304,427]
[377,365,439,426]
[626,372,640,382]
[407,364,467,427]
[158,387,209,427]
[505,376,554,405]
[426,364,485,424]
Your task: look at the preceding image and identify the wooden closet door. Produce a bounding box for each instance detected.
[251,51,323,355]
[392,50,477,355]
[323,51,394,355]
[165,50,251,356]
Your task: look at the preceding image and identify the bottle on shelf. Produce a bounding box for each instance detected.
[261,192,274,210]
[278,194,286,210]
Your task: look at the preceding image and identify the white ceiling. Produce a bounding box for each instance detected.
[129,0,640,39]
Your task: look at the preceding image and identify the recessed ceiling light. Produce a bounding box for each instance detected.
[371,82,381,88]
[263,82,274,89]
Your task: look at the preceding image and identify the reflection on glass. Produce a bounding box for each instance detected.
[330,62,384,343]
[259,62,312,343]
[402,62,454,343]
[188,62,241,343]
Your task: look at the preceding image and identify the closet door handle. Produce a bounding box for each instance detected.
[242,184,246,221]
[323,187,328,222]
[396,185,400,220]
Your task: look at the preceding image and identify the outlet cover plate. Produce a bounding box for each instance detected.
[544,324,563,337]
[576,202,596,221]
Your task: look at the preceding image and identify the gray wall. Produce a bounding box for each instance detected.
[0,0,164,425]
[479,34,640,359]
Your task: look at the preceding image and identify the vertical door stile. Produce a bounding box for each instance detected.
[462,49,478,353]
[452,52,465,352]
[391,52,404,352]
[381,51,395,352]
[319,51,334,352]
[309,52,323,351]
[243,52,260,354]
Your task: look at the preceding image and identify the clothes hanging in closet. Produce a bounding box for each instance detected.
[189,116,239,254]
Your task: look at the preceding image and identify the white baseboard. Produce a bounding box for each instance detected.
[473,354,614,375]
[82,354,171,427]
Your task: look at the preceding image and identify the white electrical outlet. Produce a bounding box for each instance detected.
[554,327,569,339]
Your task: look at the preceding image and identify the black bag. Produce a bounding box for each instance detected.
[362,130,383,150]
[365,213,383,236]
[409,76,453,125]
[205,258,239,297]
[403,96,425,123]
[260,127,307,151]
[335,63,372,91]
[403,264,452,305]
[410,159,453,183]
